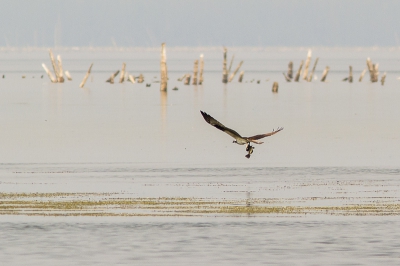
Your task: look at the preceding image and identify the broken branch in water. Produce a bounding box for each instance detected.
[228,61,243,82]
[42,63,57,83]
[79,63,93,88]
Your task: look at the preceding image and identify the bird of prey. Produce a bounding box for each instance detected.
[200,110,283,158]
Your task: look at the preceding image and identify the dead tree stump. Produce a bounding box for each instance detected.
[42,63,57,83]
[321,66,330,82]
[160,43,168,91]
[79,63,93,88]
[228,61,243,82]
[119,63,126,83]
[128,75,136,83]
[222,47,228,83]
[48,49,60,83]
[65,71,72,81]
[238,71,244,82]
[349,66,353,83]
[372,64,379,82]
[184,74,191,85]
[192,60,198,85]
[106,70,120,84]
[302,50,312,80]
[283,73,291,82]
[199,54,204,85]
[381,73,386,85]
[308,57,319,82]
[367,58,379,82]
[228,54,235,74]
[288,61,293,79]
[294,61,304,82]
[272,82,278,93]
[56,55,65,82]
[359,68,367,82]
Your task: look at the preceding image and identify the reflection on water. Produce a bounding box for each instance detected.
[160,91,168,161]
[160,90,167,134]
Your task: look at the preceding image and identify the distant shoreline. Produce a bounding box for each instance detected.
[1,46,400,52]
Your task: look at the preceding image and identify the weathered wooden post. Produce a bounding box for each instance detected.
[238,71,244,82]
[42,63,57,83]
[359,68,367,82]
[65,71,72,81]
[48,49,59,83]
[366,58,378,82]
[56,55,65,82]
[272,82,279,93]
[307,57,319,82]
[184,74,191,85]
[119,63,126,83]
[160,43,168,91]
[294,60,304,82]
[222,47,228,83]
[321,66,330,82]
[287,61,293,79]
[366,58,373,80]
[381,72,386,85]
[192,60,198,85]
[302,49,312,80]
[228,61,243,82]
[349,66,353,83]
[199,54,204,85]
[79,63,93,88]
[372,63,379,82]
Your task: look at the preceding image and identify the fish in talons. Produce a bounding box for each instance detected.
[245,143,254,159]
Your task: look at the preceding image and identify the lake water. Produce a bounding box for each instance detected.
[1,47,400,265]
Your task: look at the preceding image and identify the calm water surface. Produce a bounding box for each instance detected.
[1,47,400,265]
[2,216,400,265]
[2,164,400,265]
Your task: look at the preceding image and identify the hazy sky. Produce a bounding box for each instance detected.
[1,0,400,47]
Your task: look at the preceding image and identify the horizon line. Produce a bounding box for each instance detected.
[1,46,400,52]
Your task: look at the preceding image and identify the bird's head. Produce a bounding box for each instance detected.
[233,140,237,144]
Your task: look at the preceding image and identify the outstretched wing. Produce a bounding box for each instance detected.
[200,111,242,139]
[247,127,284,140]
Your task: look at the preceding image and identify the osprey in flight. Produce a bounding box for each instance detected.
[200,111,283,158]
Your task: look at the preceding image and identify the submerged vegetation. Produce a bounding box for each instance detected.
[1,192,400,217]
